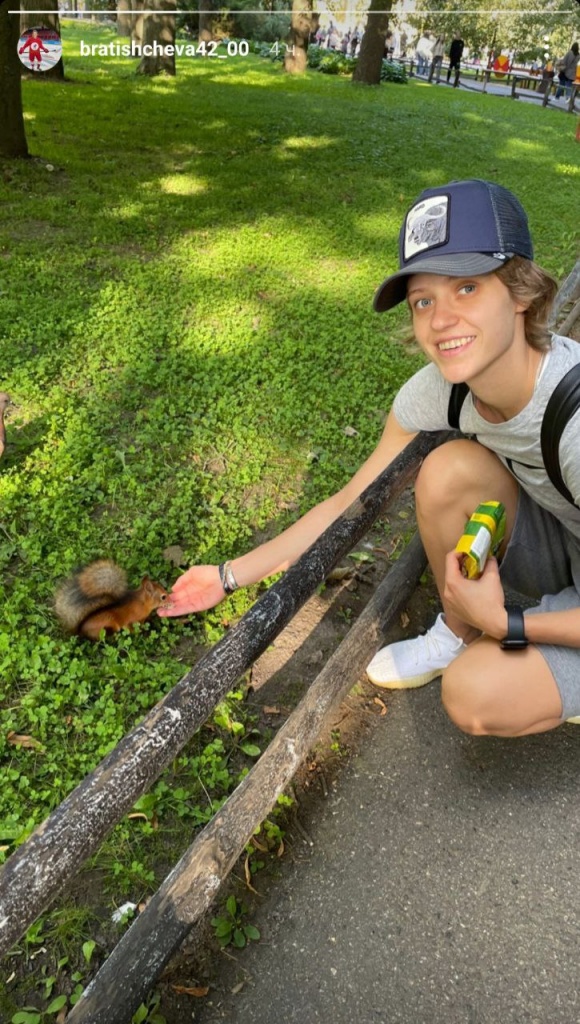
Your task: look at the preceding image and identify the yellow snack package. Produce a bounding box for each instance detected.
[455,501,506,579]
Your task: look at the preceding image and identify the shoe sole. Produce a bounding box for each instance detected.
[366,667,442,690]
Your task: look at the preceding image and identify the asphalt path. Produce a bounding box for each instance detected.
[193,679,580,1024]
[415,70,576,112]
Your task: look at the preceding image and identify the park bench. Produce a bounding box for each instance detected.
[1,261,580,1024]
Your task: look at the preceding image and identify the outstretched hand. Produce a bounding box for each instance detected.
[443,552,507,640]
[157,564,225,618]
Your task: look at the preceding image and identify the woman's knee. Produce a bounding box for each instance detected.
[415,440,485,512]
[415,439,517,519]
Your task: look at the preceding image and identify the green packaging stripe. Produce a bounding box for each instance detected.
[463,520,492,539]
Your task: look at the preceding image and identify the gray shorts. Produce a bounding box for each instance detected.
[499,489,580,719]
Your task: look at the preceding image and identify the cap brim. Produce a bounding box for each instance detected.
[373,253,508,313]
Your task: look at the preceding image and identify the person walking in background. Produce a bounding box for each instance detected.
[555,42,579,99]
[447,36,464,85]
[415,32,433,76]
[428,34,445,83]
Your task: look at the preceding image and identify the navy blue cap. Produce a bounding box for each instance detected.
[373,179,534,312]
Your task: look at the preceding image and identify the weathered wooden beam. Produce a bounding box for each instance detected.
[67,532,427,1024]
[557,296,580,339]
[0,430,449,958]
[550,258,580,328]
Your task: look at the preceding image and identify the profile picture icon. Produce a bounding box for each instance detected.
[17,27,62,73]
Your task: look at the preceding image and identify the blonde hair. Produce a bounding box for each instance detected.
[494,256,558,350]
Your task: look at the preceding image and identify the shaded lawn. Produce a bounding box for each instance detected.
[0,18,578,985]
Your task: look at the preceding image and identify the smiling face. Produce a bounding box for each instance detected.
[407,271,528,386]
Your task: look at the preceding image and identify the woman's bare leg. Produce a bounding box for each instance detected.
[415,439,520,643]
[441,636,563,736]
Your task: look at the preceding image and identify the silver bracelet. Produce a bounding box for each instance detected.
[218,561,240,594]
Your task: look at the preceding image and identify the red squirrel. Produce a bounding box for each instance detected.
[55,560,169,640]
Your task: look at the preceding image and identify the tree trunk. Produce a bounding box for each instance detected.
[0,5,29,157]
[20,0,64,80]
[137,0,176,75]
[352,0,393,85]
[117,0,133,37]
[199,0,219,42]
[132,0,144,46]
[284,0,312,74]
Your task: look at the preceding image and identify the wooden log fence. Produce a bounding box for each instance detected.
[67,533,427,1024]
[0,429,449,959]
[509,75,579,111]
[550,259,580,329]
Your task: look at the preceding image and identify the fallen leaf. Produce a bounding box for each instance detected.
[171,984,210,997]
[127,812,148,822]
[162,544,186,566]
[249,835,268,853]
[7,731,44,751]
[374,697,388,716]
[400,611,410,628]
[244,855,259,894]
[277,839,285,857]
[231,982,245,994]
[56,1009,67,1024]
[263,705,281,715]
[343,425,358,437]
[327,566,353,583]
[348,551,375,564]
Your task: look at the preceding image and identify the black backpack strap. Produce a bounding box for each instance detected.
[541,364,580,508]
[448,382,469,429]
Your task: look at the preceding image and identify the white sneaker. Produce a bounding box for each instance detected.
[366,613,467,689]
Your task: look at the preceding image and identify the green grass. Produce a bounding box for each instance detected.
[1,19,579,1014]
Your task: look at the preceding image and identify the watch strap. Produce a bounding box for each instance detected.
[500,605,529,651]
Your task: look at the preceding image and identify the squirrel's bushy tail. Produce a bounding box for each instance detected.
[55,560,128,633]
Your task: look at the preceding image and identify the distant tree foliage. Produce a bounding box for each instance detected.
[404,0,579,63]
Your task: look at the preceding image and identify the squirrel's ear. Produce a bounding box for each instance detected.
[141,576,151,586]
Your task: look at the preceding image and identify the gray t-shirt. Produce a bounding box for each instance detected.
[393,333,580,539]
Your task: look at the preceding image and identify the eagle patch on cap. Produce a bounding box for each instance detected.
[404,195,449,261]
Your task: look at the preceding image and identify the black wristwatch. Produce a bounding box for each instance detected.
[500,605,529,651]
